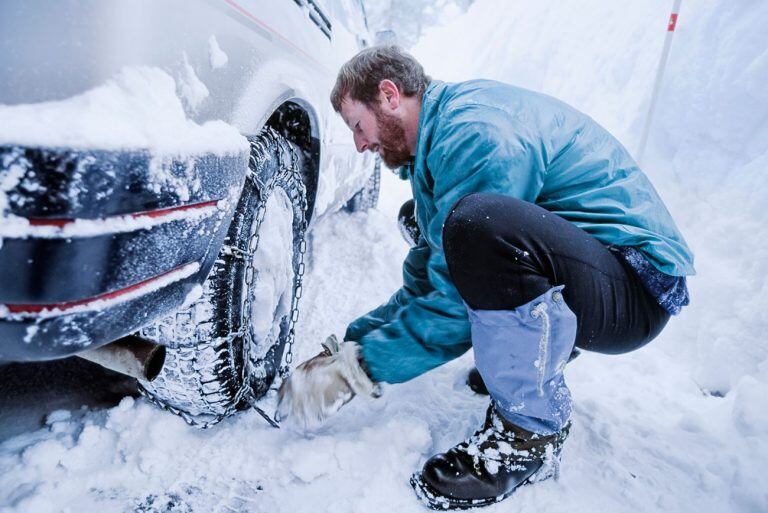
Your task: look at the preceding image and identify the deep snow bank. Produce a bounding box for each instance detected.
[643,0,768,396]
[414,0,669,146]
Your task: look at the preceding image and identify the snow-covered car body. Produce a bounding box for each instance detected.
[0,0,373,362]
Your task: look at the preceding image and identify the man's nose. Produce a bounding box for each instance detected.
[354,133,371,153]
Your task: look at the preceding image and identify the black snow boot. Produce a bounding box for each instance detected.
[466,367,489,395]
[410,404,570,510]
[466,348,582,396]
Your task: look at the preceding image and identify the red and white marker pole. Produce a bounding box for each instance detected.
[637,0,682,165]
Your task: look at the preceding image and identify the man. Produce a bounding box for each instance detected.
[277,46,694,509]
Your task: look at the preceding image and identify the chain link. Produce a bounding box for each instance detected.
[140,128,308,429]
[237,128,308,426]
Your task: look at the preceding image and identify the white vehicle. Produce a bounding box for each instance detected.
[0,0,378,426]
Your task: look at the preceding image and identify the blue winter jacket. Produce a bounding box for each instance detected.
[345,79,695,384]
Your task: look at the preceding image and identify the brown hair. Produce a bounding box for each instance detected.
[330,46,431,112]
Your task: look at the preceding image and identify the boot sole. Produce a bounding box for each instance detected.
[410,457,559,510]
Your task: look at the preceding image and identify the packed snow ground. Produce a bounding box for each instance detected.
[2,0,768,512]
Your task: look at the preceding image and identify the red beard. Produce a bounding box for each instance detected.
[373,106,412,169]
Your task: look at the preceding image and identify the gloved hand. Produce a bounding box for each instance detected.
[276,335,380,430]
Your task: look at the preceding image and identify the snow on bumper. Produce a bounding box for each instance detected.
[0,144,248,361]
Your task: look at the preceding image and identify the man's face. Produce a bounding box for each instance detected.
[339,97,411,169]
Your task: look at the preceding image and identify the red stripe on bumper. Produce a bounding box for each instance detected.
[5,263,196,314]
[26,200,220,228]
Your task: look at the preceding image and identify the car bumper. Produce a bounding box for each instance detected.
[0,144,248,361]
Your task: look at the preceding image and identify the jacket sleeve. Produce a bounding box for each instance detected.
[355,104,547,384]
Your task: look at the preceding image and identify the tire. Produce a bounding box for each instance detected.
[137,128,307,427]
[344,157,381,212]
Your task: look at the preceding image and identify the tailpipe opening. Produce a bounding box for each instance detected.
[77,335,166,382]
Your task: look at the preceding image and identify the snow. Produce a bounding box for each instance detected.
[0,159,25,250]
[22,325,39,344]
[208,36,230,70]
[180,285,204,311]
[2,0,768,512]
[178,53,210,113]
[0,161,25,214]
[249,189,295,361]
[0,66,247,155]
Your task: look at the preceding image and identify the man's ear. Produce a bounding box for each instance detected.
[378,79,400,110]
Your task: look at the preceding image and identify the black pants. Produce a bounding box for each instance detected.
[441,193,669,354]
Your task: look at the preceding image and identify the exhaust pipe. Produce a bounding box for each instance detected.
[77,335,166,381]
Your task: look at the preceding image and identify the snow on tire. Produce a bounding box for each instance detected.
[138,128,307,427]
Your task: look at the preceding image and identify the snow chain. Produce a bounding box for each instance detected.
[140,128,307,429]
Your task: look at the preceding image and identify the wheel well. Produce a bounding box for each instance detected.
[265,101,320,222]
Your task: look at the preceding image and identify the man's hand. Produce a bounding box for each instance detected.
[276,335,380,430]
